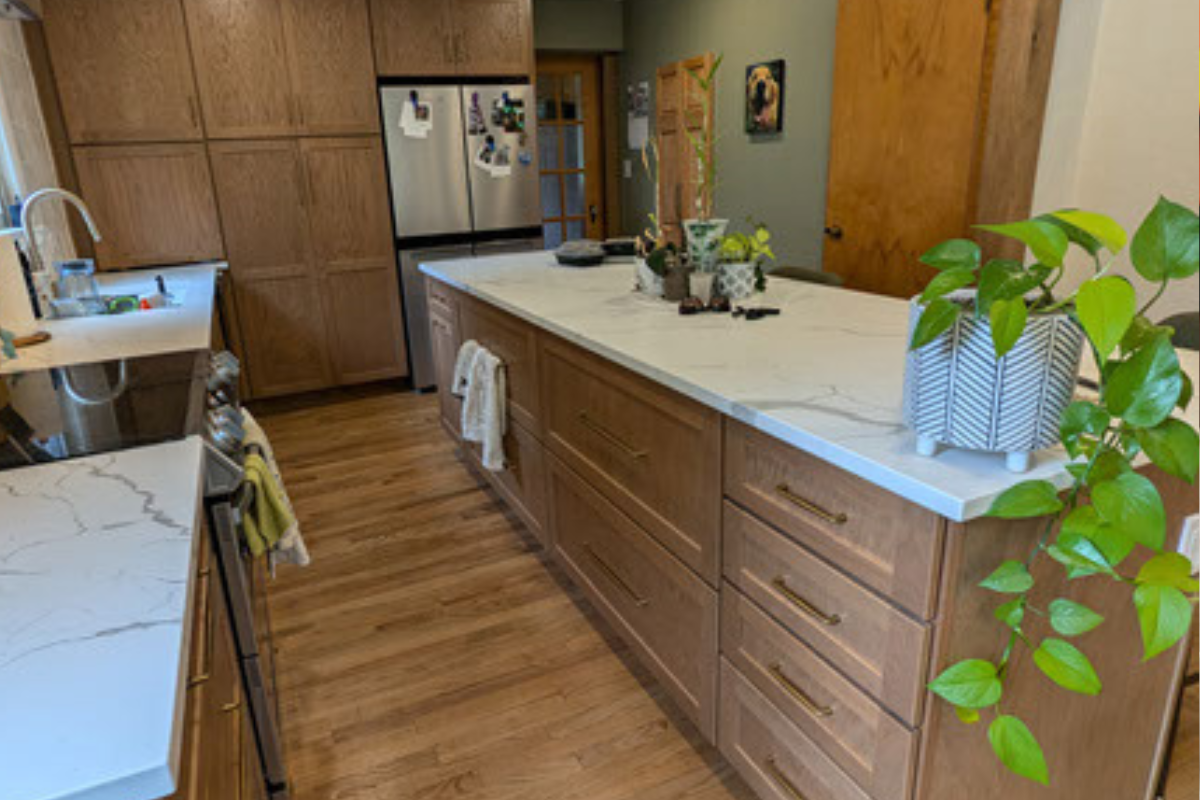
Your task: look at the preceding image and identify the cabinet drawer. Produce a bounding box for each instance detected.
[725,421,943,617]
[719,659,871,800]
[723,502,929,725]
[427,278,459,324]
[721,587,917,800]
[460,296,541,433]
[469,421,548,547]
[542,337,722,584]
[549,455,718,737]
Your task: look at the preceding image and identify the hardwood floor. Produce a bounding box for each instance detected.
[253,386,755,800]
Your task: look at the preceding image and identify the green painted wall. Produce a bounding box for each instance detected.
[619,0,838,269]
[533,0,624,51]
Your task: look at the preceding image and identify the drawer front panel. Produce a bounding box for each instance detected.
[542,337,722,583]
[721,587,917,800]
[723,502,929,725]
[725,421,943,617]
[470,420,548,546]
[460,296,541,433]
[549,455,718,736]
[427,278,458,323]
[719,659,872,800]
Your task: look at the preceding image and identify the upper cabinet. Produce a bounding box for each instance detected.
[371,0,533,77]
[42,0,202,143]
[183,0,297,138]
[281,0,379,135]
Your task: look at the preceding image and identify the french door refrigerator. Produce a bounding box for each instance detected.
[381,82,542,390]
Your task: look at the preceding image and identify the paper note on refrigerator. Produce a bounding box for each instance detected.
[400,101,433,139]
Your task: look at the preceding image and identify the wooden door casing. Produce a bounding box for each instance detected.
[72,143,224,269]
[184,0,298,139]
[369,0,457,76]
[452,0,534,77]
[281,0,378,135]
[42,0,202,144]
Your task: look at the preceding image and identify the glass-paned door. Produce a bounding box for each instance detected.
[536,55,604,248]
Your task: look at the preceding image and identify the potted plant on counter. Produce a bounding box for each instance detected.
[909,198,1200,786]
[681,54,727,273]
[716,223,775,300]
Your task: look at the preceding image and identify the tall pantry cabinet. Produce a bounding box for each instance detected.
[37,0,408,398]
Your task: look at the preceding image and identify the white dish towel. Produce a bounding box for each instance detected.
[241,409,312,571]
[458,342,507,472]
[452,339,480,398]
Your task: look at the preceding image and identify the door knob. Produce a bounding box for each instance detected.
[589,204,598,224]
[824,225,844,240]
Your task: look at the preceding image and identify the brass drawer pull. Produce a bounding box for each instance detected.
[584,544,649,608]
[774,483,848,525]
[187,673,211,688]
[577,411,648,460]
[768,663,834,718]
[221,700,243,714]
[772,577,841,626]
[764,757,808,800]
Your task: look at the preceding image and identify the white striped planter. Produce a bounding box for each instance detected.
[902,296,1085,472]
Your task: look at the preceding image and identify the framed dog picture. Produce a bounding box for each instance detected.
[745,60,785,135]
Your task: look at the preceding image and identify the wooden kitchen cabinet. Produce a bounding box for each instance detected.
[236,275,335,398]
[320,265,407,384]
[41,0,202,144]
[72,143,223,269]
[184,0,297,139]
[281,0,379,135]
[371,0,533,77]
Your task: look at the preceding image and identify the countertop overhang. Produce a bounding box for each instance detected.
[420,253,1200,522]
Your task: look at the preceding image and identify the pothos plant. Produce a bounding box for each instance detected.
[683,54,723,221]
[718,223,775,291]
[911,197,1200,786]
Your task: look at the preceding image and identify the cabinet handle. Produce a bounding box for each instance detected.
[768,663,834,718]
[221,700,243,714]
[772,577,841,627]
[774,483,848,525]
[584,544,648,608]
[577,411,647,460]
[763,757,808,800]
[187,570,216,687]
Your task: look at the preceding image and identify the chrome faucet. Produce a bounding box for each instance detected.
[20,187,103,276]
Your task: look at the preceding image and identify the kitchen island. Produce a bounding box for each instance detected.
[421,253,1199,800]
[0,264,235,800]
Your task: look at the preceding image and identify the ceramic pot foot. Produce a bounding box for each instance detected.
[916,435,939,458]
[1005,451,1032,473]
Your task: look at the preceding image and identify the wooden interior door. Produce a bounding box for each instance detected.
[536,54,605,246]
[823,0,991,298]
[369,0,457,76]
[184,0,298,138]
[280,0,378,135]
[42,0,202,143]
[655,53,714,246]
[452,0,534,76]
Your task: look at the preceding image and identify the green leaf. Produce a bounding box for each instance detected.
[1033,638,1102,695]
[1062,505,1135,569]
[975,260,1050,318]
[1075,277,1136,361]
[928,659,1003,709]
[1092,472,1166,552]
[1137,552,1200,593]
[1059,401,1111,459]
[1039,213,1102,256]
[1048,210,1128,253]
[989,298,1028,358]
[1134,583,1194,660]
[920,239,982,272]
[1048,531,1116,578]
[977,220,1070,268]
[910,298,961,350]
[1179,371,1195,412]
[920,267,977,303]
[956,706,981,724]
[1048,599,1105,637]
[1120,315,1173,356]
[987,480,1064,519]
[988,715,1049,786]
[1108,335,1184,427]
[1135,419,1200,483]
[980,560,1035,594]
[995,598,1026,630]
[1130,197,1200,281]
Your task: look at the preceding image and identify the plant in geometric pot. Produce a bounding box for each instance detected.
[913,197,1200,786]
[681,54,727,273]
[716,223,775,300]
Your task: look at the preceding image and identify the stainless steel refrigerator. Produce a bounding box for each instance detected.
[381,82,542,390]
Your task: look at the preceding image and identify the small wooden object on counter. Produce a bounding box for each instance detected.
[12,331,51,348]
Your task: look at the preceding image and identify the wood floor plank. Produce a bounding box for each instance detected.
[254,387,756,800]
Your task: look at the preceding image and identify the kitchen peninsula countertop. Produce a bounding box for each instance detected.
[0,438,206,800]
[1,263,224,376]
[421,253,1200,521]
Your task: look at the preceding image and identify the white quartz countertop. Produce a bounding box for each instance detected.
[421,253,1200,521]
[0,438,206,800]
[2,263,223,375]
